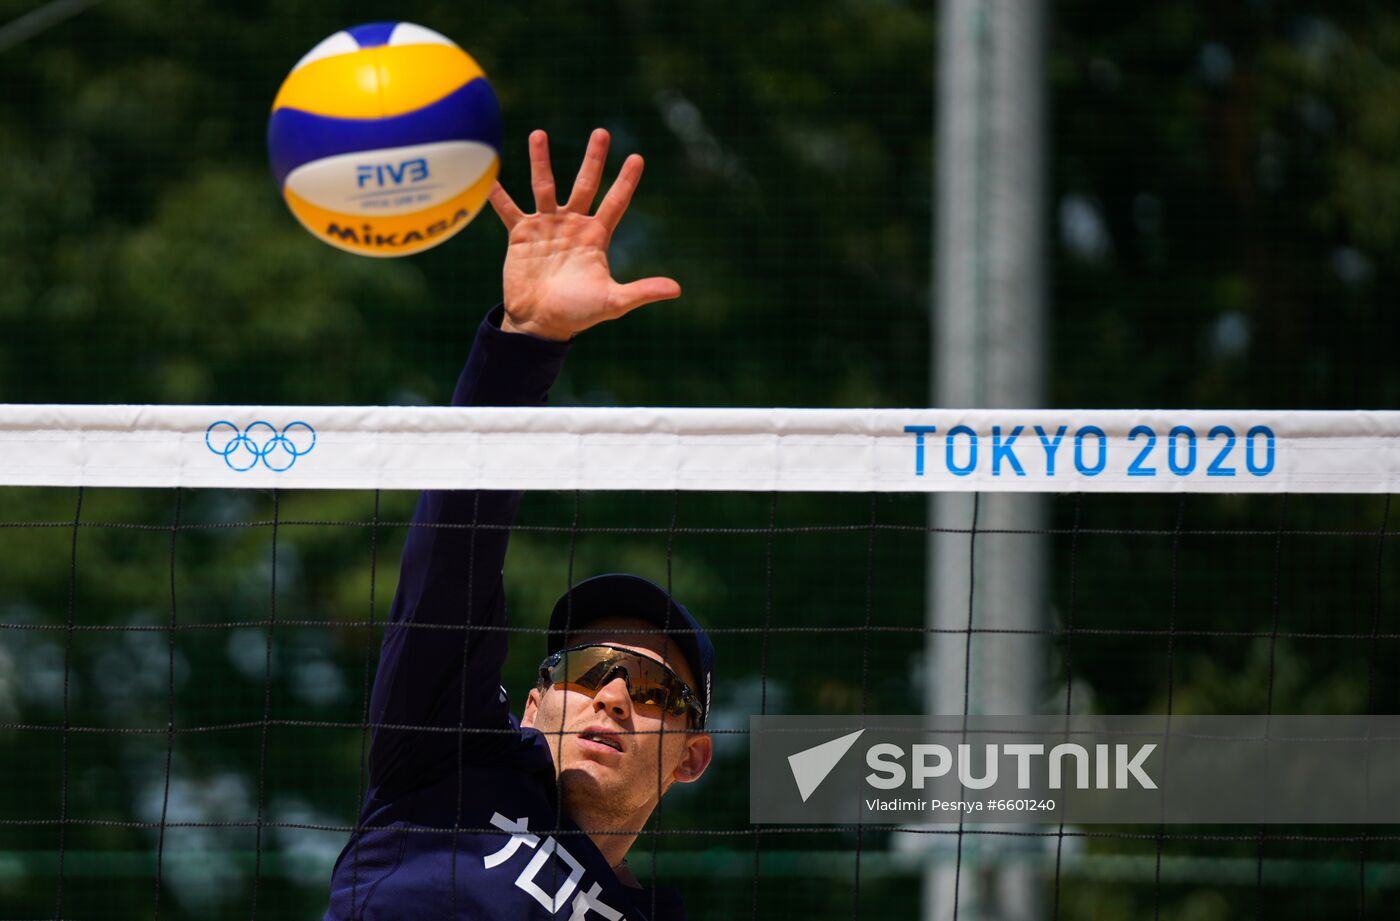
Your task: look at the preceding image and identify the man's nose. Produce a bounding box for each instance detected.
[592,673,632,717]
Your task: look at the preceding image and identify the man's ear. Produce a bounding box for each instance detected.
[671,732,713,784]
[521,687,542,728]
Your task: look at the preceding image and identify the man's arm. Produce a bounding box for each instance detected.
[365,308,568,799]
[363,128,681,802]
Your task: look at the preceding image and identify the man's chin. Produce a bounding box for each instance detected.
[558,764,622,811]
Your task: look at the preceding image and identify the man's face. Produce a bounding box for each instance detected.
[521,616,713,824]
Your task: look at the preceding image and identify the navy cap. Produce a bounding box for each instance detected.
[546,573,715,727]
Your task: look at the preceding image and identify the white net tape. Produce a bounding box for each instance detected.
[2,404,1397,492]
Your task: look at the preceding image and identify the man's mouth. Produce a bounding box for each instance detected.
[579,729,624,752]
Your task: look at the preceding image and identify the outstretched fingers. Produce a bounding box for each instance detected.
[595,154,644,234]
[528,129,557,212]
[487,182,524,231]
[566,128,611,214]
[607,276,682,318]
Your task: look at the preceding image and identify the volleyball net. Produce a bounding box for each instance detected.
[1,405,1398,920]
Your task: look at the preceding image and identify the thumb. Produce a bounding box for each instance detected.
[607,277,682,318]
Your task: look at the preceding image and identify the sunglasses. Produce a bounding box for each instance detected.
[538,643,705,728]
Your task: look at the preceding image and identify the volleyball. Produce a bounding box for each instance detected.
[267,22,501,257]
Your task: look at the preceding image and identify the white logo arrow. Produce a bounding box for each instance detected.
[787,729,866,802]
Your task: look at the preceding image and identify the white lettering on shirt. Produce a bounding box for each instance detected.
[516,836,585,912]
[482,812,623,918]
[570,881,624,921]
[483,813,540,869]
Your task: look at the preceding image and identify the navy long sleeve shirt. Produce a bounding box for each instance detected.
[325,307,686,921]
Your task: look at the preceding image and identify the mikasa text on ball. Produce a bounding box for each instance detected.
[267,22,501,257]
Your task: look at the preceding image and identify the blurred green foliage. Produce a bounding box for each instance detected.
[0,0,1397,919]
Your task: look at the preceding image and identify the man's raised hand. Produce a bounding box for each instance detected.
[487,128,681,342]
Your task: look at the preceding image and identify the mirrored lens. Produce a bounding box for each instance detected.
[544,645,698,722]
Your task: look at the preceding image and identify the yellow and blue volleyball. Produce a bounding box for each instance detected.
[267,22,501,257]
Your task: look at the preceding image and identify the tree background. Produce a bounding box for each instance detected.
[0,0,1396,918]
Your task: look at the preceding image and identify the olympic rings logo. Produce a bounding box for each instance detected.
[205,421,316,472]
